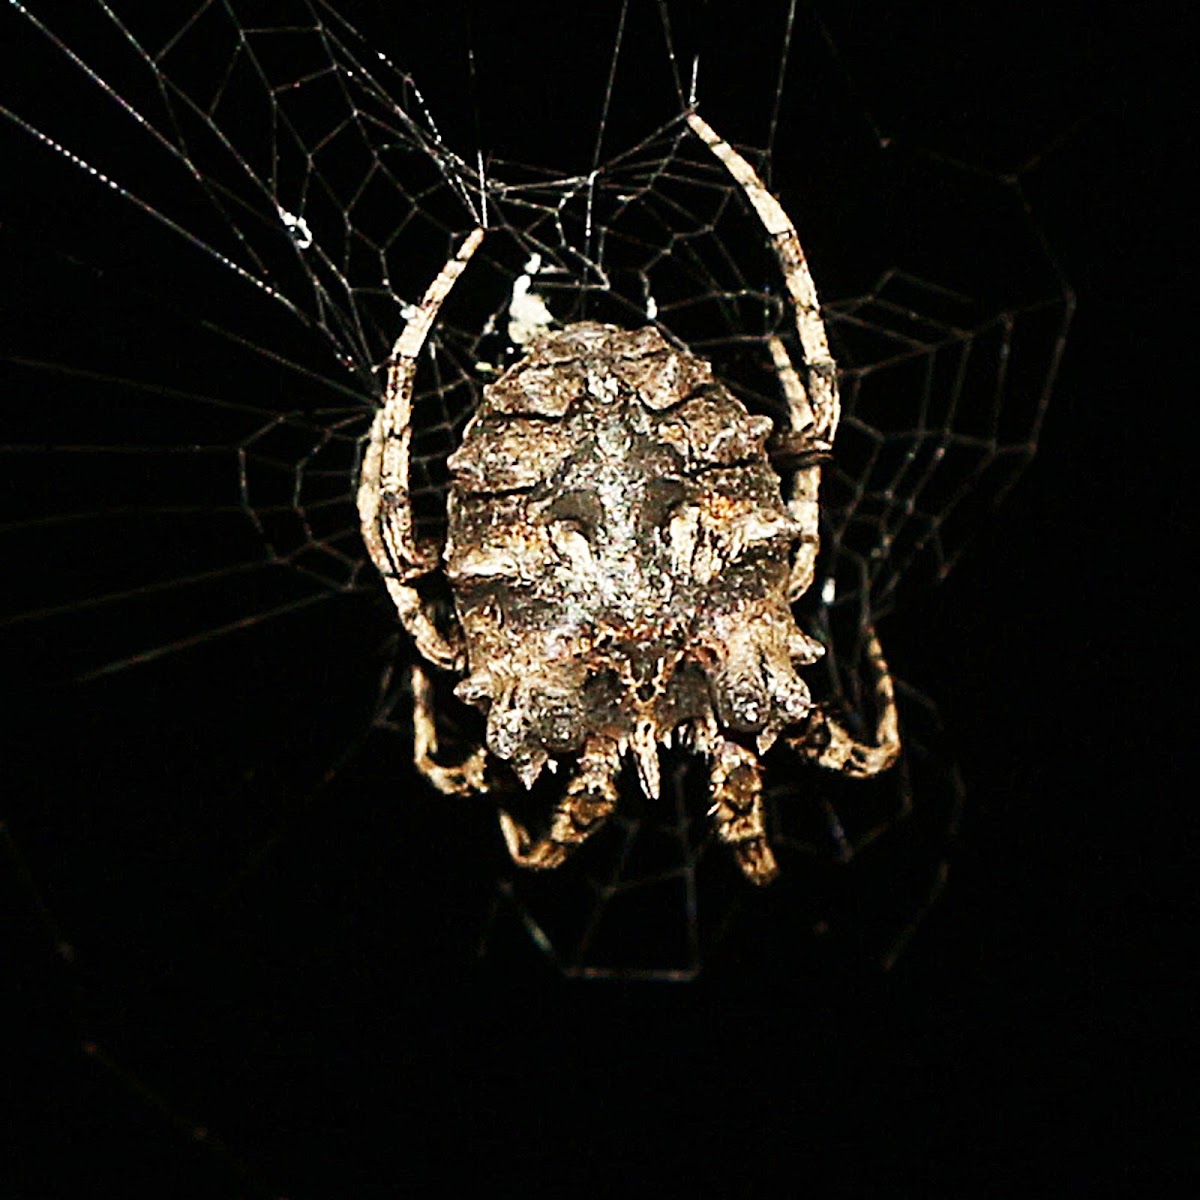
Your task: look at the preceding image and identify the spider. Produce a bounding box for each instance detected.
[356,113,899,885]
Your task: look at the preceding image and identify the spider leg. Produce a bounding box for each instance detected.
[686,113,839,442]
[410,663,488,796]
[690,113,903,779]
[357,227,485,670]
[706,739,779,885]
[498,736,621,871]
[687,113,838,604]
[767,334,825,602]
[787,626,900,777]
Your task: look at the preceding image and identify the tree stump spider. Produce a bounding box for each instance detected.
[356,113,898,884]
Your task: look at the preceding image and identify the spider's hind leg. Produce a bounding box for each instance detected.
[411,663,488,796]
[706,739,779,885]
[498,736,621,871]
[787,627,900,778]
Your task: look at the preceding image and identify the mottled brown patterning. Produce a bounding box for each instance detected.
[357,114,899,884]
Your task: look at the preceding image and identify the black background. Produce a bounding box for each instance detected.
[1,1,1189,1196]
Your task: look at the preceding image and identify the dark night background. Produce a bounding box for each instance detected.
[1,2,1189,1196]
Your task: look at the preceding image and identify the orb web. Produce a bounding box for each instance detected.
[2,1,1070,1181]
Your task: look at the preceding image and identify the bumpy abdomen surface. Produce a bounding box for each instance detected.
[444,323,818,785]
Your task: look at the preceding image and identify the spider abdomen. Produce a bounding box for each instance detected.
[444,322,818,791]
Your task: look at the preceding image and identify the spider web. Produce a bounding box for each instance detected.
[1,3,1070,1181]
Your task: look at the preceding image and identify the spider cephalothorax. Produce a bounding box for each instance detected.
[357,114,899,884]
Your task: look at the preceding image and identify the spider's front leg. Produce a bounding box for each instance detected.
[689,111,902,792]
[357,227,484,671]
[497,736,621,870]
[707,740,779,885]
